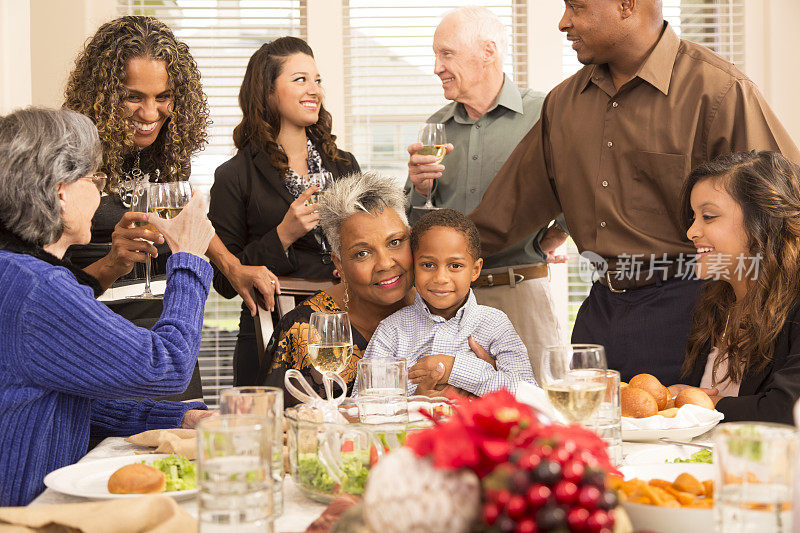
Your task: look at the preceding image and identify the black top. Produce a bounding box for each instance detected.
[686,301,800,425]
[209,141,360,298]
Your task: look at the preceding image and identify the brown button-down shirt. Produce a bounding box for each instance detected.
[470,23,800,265]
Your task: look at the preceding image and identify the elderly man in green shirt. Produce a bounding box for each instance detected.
[406,6,567,381]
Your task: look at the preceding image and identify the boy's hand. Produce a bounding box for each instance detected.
[409,355,454,386]
[468,336,497,369]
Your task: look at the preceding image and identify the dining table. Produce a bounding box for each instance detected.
[29,429,716,532]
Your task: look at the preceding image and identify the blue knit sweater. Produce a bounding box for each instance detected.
[0,250,212,506]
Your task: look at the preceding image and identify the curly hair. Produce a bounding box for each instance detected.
[680,151,800,384]
[63,15,209,192]
[411,208,482,260]
[233,36,343,174]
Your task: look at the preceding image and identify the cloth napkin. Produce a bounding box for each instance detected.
[621,404,724,430]
[126,429,196,460]
[515,381,562,422]
[0,495,195,533]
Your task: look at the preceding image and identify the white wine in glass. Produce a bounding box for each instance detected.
[127,182,169,299]
[413,123,447,213]
[307,312,354,376]
[542,344,608,424]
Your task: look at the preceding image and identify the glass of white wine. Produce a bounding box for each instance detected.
[307,311,354,399]
[541,344,608,425]
[127,182,168,299]
[414,123,447,212]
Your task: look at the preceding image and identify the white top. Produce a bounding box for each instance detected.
[699,347,741,397]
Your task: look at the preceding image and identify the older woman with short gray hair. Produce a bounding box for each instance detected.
[0,107,215,506]
[259,171,415,405]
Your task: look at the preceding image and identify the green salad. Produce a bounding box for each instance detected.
[297,452,370,496]
[148,455,197,491]
[670,449,713,463]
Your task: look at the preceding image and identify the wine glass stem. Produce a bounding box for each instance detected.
[425,180,434,208]
[143,252,153,297]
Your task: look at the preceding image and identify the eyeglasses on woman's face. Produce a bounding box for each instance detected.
[80,172,107,193]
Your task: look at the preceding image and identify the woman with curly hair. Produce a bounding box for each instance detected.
[209,37,360,385]
[63,16,279,326]
[673,151,800,424]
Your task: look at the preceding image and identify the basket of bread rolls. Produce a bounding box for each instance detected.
[620,374,723,442]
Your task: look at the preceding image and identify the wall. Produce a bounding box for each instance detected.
[0,0,32,114]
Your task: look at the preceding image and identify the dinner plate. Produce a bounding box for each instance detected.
[624,444,710,465]
[43,454,198,500]
[618,463,714,533]
[621,419,720,442]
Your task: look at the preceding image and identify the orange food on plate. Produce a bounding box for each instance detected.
[613,472,713,509]
[107,463,166,494]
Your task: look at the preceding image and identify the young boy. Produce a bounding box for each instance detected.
[363,209,534,396]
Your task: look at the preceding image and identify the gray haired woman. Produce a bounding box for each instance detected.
[259,171,415,404]
[0,107,215,506]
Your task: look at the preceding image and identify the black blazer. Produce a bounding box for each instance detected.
[687,302,800,425]
[209,141,360,298]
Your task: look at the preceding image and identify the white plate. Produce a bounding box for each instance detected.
[624,444,711,465]
[622,419,720,442]
[619,463,714,533]
[44,454,198,500]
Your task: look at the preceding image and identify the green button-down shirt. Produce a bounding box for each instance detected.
[407,75,563,269]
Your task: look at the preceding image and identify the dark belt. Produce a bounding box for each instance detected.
[472,265,549,288]
[596,262,689,293]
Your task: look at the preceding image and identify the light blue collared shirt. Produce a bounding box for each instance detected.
[363,290,535,396]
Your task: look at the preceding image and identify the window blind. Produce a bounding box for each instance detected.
[118,0,306,407]
[342,0,528,180]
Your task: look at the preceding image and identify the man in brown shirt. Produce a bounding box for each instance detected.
[470,0,800,384]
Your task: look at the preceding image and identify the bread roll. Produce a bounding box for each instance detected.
[108,463,166,494]
[674,387,714,410]
[657,407,679,418]
[621,386,658,418]
[629,374,670,410]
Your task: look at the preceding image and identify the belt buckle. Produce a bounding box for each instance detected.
[604,270,627,293]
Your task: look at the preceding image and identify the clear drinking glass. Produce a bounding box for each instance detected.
[714,422,796,532]
[585,369,622,465]
[541,344,608,425]
[219,387,284,517]
[413,123,446,212]
[197,415,274,533]
[356,357,409,424]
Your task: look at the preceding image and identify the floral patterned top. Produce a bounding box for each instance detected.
[258,291,367,406]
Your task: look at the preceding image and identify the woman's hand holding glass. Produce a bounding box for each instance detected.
[146,190,214,259]
[276,185,322,250]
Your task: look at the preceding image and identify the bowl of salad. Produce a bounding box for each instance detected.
[285,397,452,503]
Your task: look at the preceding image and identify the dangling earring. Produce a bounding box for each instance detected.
[342,282,350,312]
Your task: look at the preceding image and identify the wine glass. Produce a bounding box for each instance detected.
[303,172,333,255]
[541,344,608,425]
[412,123,447,213]
[307,311,354,398]
[127,182,169,299]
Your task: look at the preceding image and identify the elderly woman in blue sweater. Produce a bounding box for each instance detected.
[0,107,215,506]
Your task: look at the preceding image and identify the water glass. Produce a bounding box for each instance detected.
[585,369,622,465]
[197,415,274,533]
[356,357,409,424]
[714,422,796,532]
[219,387,284,516]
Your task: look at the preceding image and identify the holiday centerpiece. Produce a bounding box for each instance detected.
[362,390,625,533]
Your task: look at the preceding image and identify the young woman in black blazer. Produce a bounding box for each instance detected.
[209,37,360,385]
[674,151,800,424]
